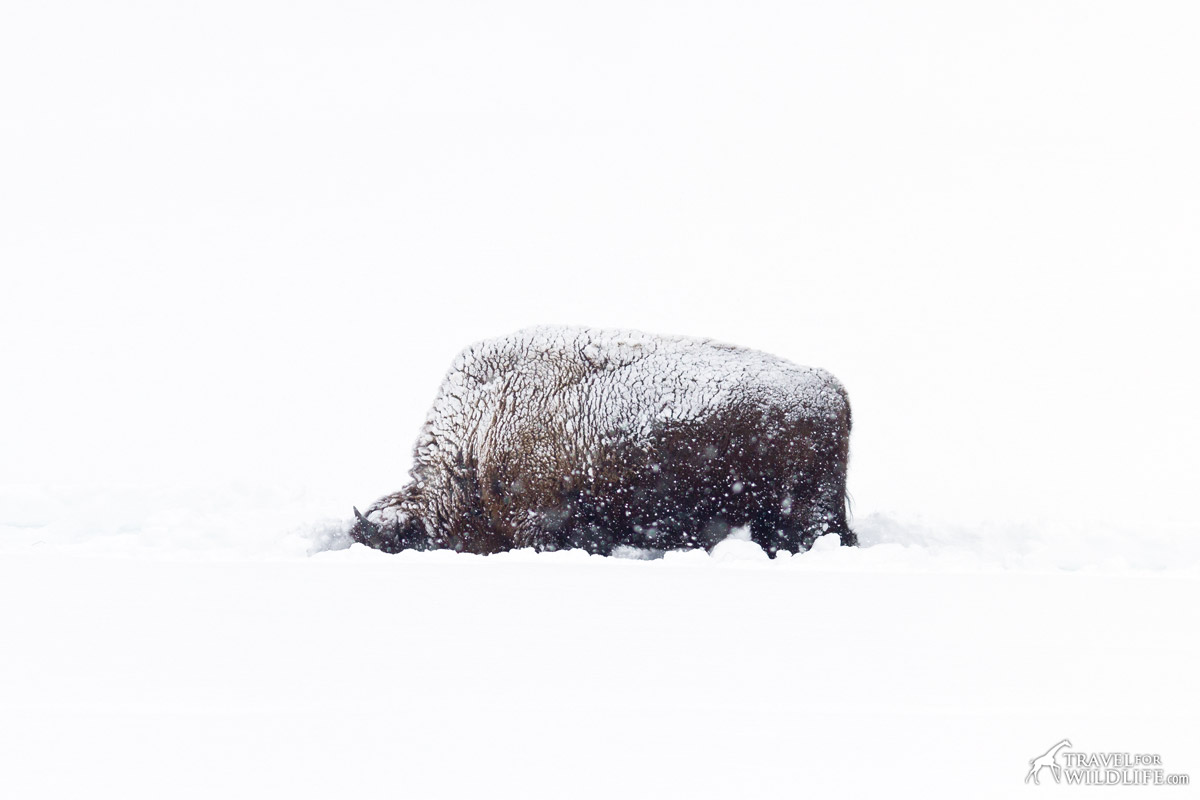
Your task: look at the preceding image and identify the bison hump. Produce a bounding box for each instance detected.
[412,326,847,467]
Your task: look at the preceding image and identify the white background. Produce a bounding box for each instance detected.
[2,3,1198,798]
[4,0,1197,531]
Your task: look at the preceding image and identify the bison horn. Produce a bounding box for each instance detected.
[351,506,380,546]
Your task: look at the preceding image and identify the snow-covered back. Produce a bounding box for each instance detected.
[423,326,846,448]
[415,326,843,467]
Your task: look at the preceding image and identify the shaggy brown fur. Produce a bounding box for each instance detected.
[351,327,853,557]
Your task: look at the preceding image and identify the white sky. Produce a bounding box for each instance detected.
[2,1,1197,529]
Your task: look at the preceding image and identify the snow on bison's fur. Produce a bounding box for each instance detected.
[350,326,854,557]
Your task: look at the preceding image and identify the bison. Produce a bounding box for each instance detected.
[350,326,854,557]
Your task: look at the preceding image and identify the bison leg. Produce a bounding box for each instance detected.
[794,452,855,549]
[752,463,854,555]
[817,456,856,548]
[508,506,619,555]
[560,522,618,555]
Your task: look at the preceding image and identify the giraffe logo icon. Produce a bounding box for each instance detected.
[1026,739,1073,784]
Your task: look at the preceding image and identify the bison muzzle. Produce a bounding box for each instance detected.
[351,326,854,557]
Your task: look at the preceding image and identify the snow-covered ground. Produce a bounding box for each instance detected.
[4,480,1199,573]
[2,535,1198,799]
[2,486,1197,798]
[3,0,1199,796]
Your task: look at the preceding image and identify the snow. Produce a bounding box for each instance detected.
[5,481,1197,573]
[423,326,845,454]
[3,477,1196,800]
[0,464,1197,798]
[2,536,1197,799]
[3,0,1200,796]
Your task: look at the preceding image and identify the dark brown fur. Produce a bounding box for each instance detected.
[350,328,854,557]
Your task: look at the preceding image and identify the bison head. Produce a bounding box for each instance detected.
[349,503,431,553]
